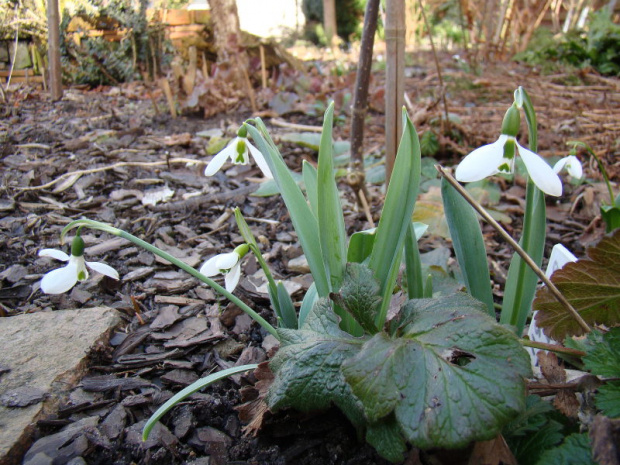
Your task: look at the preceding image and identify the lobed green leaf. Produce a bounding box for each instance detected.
[342,293,532,449]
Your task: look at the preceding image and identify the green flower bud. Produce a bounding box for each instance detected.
[233,243,250,258]
[71,235,85,257]
[237,125,248,138]
[501,104,521,137]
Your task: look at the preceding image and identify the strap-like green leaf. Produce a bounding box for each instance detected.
[369,109,421,327]
[277,281,298,329]
[404,222,424,300]
[500,180,546,335]
[441,177,495,316]
[143,364,258,441]
[302,160,319,219]
[245,119,330,297]
[317,103,347,291]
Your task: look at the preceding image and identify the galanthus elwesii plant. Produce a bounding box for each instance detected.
[450,87,584,338]
[41,103,537,462]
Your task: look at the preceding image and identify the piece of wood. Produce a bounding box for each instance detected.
[46,0,63,100]
[384,0,405,185]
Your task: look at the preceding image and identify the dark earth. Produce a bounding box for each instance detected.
[1,52,618,464]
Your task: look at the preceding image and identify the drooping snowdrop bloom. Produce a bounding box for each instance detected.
[455,103,563,197]
[204,126,273,178]
[199,244,249,293]
[553,155,583,180]
[39,235,119,294]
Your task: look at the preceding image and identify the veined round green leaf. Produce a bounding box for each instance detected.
[342,293,531,450]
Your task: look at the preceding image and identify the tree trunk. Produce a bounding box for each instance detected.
[323,0,338,47]
[349,0,380,183]
[209,0,256,110]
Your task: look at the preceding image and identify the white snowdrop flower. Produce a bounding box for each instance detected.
[204,127,272,178]
[455,103,563,197]
[39,236,119,294]
[199,244,249,293]
[553,155,583,180]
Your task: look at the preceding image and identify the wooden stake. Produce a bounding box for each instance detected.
[47,0,63,100]
[384,0,405,185]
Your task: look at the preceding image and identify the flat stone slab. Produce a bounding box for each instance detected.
[0,307,120,465]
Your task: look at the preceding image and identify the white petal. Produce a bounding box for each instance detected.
[554,155,583,179]
[199,256,221,276]
[553,157,569,174]
[224,262,242,292]
[40,262,78,294]
[38,249,70,261]
[455,136,507,182]
[247,141,273,178]
[70,255,90,282]
[86,261,120,280]
[204,143,235,176]
[215,252,239,270]
[567,157,583,179]
[517,143,563,197]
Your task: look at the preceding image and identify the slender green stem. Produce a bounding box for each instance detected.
[62,219,278,338]
[436,166,591,334]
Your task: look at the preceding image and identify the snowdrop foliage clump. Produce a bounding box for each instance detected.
[39,235,119,294]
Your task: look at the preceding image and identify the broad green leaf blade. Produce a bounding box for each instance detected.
[366,417,407,463]
[535,433,596,465]
[533,230,620,339]
[143,364,257,440]
[277,281,298,329]
[369,109,422,328]
[347,228,376,264]
[441,177,495,316]
[342,293,531,450]
[317,102,347,291]
[302,160,318,219]
[501,180,546,336]
[330,263,380,334]
[245,119,330,297]
[267,298,366,427]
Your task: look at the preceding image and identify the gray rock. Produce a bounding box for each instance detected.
[22,417,98,465]
[0,307,120,465]
[287,254,310,273]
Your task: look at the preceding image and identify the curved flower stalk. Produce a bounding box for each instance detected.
[554,155,583,180]
[199,244,249,293]
[204,126,273,178]
[39,235,119,294]
[455,103,562,197]
[59,218,278,338]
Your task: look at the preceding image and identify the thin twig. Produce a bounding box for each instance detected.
[519,338,586,357]
[436,165,591,334]
[358,189,375,228]
[17,158,203,192]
